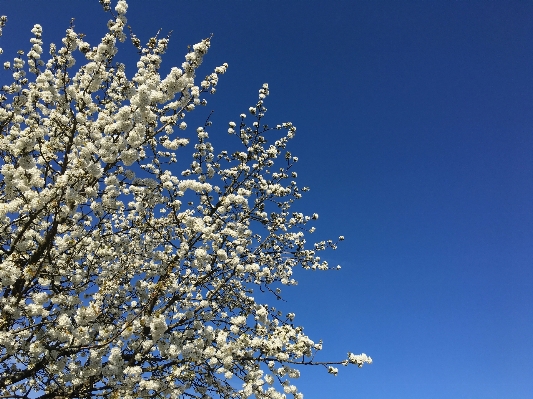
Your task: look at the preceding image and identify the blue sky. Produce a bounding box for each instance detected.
[1,0,532,398]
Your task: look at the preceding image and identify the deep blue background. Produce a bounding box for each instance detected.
[1,1,532,397]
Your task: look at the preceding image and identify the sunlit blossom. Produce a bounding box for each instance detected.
[0,1,368,398]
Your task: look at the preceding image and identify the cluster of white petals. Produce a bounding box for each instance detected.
[0,1,370,398]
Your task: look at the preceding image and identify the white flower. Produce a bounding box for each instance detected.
[150,316,167,340]
[217,249,227,260]
[57,314,72,328]
[121,149,138,166]
[124,365,142,377]
[255,306,268,324]
[348,352,373,367]
[139,379,160,391]
[230,315,247,326]
[115,0,128,14]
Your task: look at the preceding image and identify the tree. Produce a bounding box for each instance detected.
[0,1,371,397]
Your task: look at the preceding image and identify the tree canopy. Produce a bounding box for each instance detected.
[0,1,371,398]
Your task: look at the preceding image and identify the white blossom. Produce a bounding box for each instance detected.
[0,2,369,398]
[150,315,167,340]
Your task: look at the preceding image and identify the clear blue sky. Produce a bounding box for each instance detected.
[1,1,532,398]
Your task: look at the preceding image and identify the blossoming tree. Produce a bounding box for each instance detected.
[0,1,371,397]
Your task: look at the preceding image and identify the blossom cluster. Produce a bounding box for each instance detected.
[0,1,370,398]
